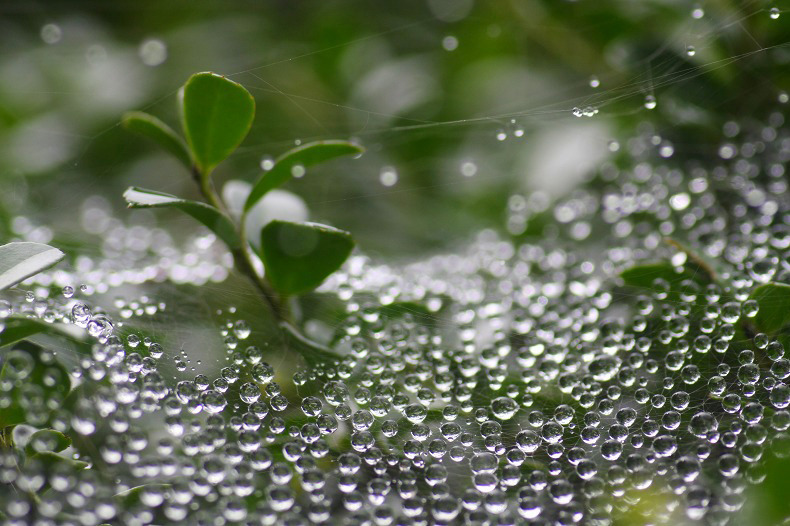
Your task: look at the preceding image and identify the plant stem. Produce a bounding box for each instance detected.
[191,166,291,323]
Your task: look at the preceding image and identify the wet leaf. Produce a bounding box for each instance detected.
[620,261,708,290]
[27,451,88,471]
[122,111,192,169]
[0,317,86,348]
[0,242,64,291]
[124,187,242,248]
[114,483,171,507]
[750,282,790,334]
[25,429,71,455]
[244,140,363,212]
[179,72,254,175]
[0,341,71,428]
[258,220,353,295]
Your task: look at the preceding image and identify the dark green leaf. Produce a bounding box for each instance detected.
[179,72,255,175]
[27,451,88,470]
[258,220,354,295]
[0,317,86,348]
[244,140,363,212]
[25,429,71,455]
[123,187,242,249]
[750,282,790,334]
[620,261,707,290]
[122,111,192,168]
[279,321,342,365]
[379,301,434,320]
[0,242,64,291]
[0,341,71,428]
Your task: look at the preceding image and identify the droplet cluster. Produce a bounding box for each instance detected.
[1,110,789,525]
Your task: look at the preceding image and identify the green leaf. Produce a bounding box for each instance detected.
[0,317,87,348]
[179,72,255,175]
[258,220,354,295]
[0,341,71,428]
[620,261,709,290]
[25,429,71,455]
[114,483,171,508]
[279,321,342,365]
[122,111,192,169]
[123,187,242,249]
[750,282,790,334]
[27,451,88,471]
[0,242,64,291]
[244,140,364,212]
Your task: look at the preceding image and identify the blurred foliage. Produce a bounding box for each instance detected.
[0,0,788,258]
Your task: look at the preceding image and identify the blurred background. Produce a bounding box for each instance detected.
[0,0,787,260]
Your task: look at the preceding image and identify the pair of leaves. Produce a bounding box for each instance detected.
[123,191,355,296]
[124,72,254,176]
[124,72,362,297]
[0,242,64,291]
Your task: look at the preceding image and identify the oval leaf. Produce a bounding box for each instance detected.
[25,429,71,455]
[750,282,790,334]
[123,187,242,249]
[122,111,192,169]
[179,72,255,174]
[0,242,64,291]
[258,220,354,295]
[244,140,364,212]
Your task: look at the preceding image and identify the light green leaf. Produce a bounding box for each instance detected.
[244,140,363,212]
[123,187,242,249]
[122,111,192,169]
[258,220,354,295]
[25,429,71,455]
[750,282,790,334]
[179,72,255,175]
[0,242,64,291]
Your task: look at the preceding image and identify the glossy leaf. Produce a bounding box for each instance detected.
[124,187,242,249]
[258,220,353,295]
[179,72,254,174]
[750,282,790,334]
[122,111,192,168]
[25,429,71,455]
[244,140,363,212]
[0,317,87,348]
[0,341,71,428]
[0,242,64,291]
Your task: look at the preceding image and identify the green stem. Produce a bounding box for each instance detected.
[191,166,291,323]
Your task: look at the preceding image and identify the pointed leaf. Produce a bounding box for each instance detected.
[25,429,71,455]
[27,451,88,471]
[123,187,241,249]
[114,483,171,507]
[244,140,364,212]
[179,72,255,174]
[0,317,87,348]
[0,242,64,291]
[258,220,353,295]
[750,282,790,334]
[122,111,192,168]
